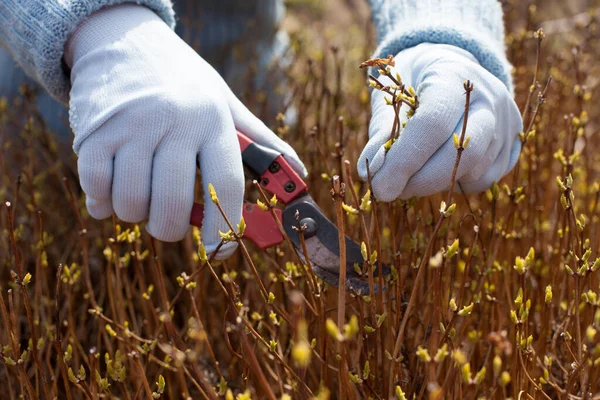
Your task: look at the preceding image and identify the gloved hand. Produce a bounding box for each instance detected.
[358,43,522,201]
[65,4,306,259]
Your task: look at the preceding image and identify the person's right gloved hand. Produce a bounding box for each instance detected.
[358,43,522,202]
[65,4,306,259]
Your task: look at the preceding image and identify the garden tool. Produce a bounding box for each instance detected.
[190,131,389,294]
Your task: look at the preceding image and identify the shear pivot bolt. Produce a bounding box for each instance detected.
[300,217,317,238]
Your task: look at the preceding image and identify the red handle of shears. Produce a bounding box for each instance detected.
[189,131,307,250]
[190,202,284,250]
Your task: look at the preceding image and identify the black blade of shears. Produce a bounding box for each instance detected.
[281,194,390,295]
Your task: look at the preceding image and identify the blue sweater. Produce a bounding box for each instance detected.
[0,0,511,104]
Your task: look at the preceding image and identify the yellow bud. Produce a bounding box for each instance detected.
[445,203,457,217]
[463,135,471,149]
[449,298,458,312]
[105,324,117,337]
[359,190,372,212]
[237,217,246,236]
[499,371,511,387]
[587,326,597,342]
[361,242,368,261]
[343,315,359,339]
[68,367,78,383]
[198,242,207,262]
[493,356,502,377]
[474,367,486,384]
[453,350,467,366]
[565,264,574,275]
[157,374,166,393]
[208,183,219,204]
[461,363,471,383]
[458,303,474,316]
[342,203,359,215]
[445,239,460,259]
[416,346,432,363]
[325,319,343,341]
[433,344,449,363]
[292,341,311,368]
[369,250,378,266]
[269,194,278,207]
[218,230,235,242]
[396,386,407,400]
[384,138,395,152]
[22,273,32,285]
[545,285,552,304]
[257,199,269,211]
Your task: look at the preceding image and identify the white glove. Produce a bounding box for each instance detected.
[358,43,522,201]
[66,4,306,258]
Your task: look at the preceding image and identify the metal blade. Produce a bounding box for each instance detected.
[282,194,390,295]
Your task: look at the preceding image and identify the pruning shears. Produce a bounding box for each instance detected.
[190,131,388,294]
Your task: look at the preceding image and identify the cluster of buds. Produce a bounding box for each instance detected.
[152,375,166,399]
[292,320,312,368]
[513,247,535,275]
[565,247,600,276]
[325,315,359,343]
[360,55,419,149]
[510,288,532,326]
[556,174,575,211]
[176,272,196,291]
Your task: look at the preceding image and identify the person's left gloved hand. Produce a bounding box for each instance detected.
[64,4,306,259]
[358,43,523,201]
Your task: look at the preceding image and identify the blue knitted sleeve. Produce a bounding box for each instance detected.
[367,0,513,92]
[0,0,175,103]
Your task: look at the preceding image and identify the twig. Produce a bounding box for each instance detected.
[387,81,474,395]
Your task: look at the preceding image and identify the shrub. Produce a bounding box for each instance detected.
[1,2,600,399]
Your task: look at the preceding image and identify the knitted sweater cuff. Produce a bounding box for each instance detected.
[368,0,513,93]
[0,0,175,104]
